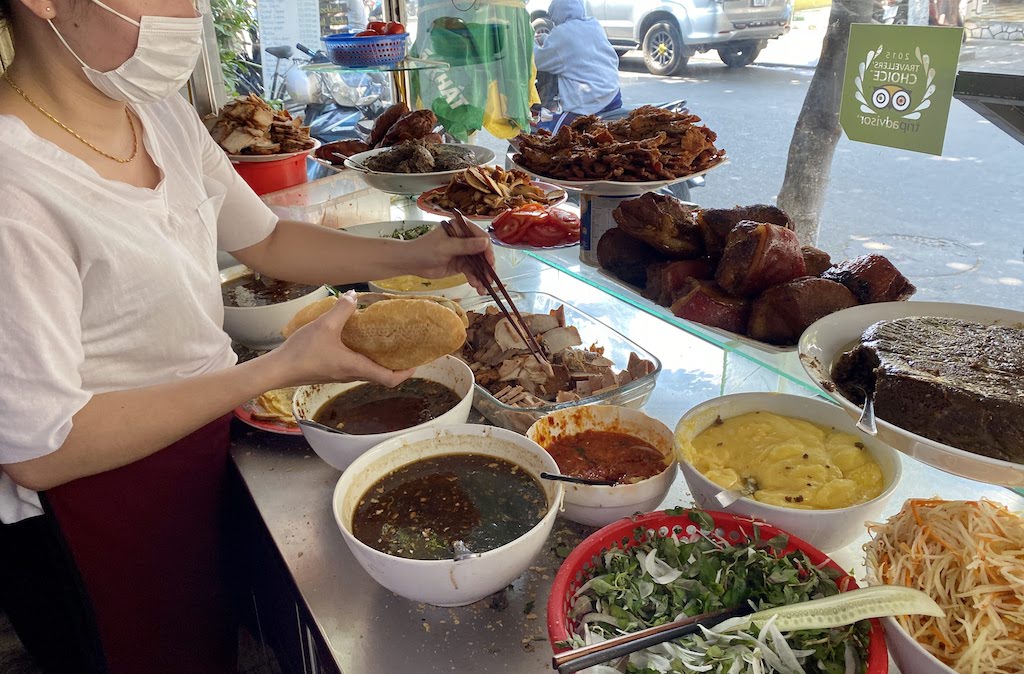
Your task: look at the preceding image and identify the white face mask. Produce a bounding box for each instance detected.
[49,0,204,104]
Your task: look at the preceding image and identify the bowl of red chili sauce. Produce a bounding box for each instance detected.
[526,405,676,526]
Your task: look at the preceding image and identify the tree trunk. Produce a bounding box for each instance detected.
[777,0,874,244]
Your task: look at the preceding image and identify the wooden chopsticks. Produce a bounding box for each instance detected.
[441,209,547,365]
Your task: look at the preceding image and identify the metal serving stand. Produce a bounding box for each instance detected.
[954,70,1024,145]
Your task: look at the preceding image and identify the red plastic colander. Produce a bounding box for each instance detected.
[547,509,888,673]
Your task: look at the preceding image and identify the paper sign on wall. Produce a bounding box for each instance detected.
[840,24,964,155]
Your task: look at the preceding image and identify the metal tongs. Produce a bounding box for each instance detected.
[441,209,548,365]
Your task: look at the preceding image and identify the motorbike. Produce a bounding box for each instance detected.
[267,43,391,145]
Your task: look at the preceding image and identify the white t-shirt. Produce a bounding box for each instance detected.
[0,94,278,523]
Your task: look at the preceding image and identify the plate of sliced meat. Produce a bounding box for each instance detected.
[799,301,1024,487]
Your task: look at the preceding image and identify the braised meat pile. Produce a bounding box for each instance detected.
[460,306,656,408]
[315,103,442,165]
[512,106,725,182]
[597,194,915,346]
[205,95,314,155]
[362,139,474,174]
[832,317,1024,463]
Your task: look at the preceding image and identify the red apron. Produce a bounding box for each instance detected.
[44,414,236,674]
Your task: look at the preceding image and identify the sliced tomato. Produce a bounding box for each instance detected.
[367,21,388,33]
[545,208,581,234]
[493,208,546,244]
[385,21,406,34]
[523,222,573,247]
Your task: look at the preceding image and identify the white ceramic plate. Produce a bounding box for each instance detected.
[340,219,437,240]
[416,180,568,224]
[593,268,795,355]
[227,139,320,163]
[798,301,1024,487]
[508,157,728,197]
[343,144,496,194]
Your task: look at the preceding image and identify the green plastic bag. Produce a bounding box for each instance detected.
[410,0,536,140]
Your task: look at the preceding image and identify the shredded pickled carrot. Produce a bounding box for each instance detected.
[865,499,1024,674]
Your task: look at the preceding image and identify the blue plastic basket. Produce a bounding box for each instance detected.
[322,32,408,67]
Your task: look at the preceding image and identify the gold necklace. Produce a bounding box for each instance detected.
[2,71,138,164]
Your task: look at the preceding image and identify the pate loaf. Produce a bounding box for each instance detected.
[281,294,467,370]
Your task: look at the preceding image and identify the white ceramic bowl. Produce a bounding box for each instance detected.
[332,424,564,606]
[878,616,956,673]
[674,393,902,552]
[292,355,474,471]
[526,405,676,527]
[220,265,330,351]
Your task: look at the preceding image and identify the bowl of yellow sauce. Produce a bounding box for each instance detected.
[369,273,473,300]
[675,393,902,552]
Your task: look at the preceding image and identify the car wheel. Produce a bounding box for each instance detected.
[532,17,554,42]
[717,41,762,68]
[642,21,688,76]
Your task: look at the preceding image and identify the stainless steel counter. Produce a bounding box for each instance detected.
[230,254,1024,674]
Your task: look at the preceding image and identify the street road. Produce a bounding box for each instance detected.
[498,11,1024,310]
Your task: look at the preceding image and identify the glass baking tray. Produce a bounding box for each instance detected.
[459,292,662,434]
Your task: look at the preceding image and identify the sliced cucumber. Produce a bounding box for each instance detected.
[719,586,944,633]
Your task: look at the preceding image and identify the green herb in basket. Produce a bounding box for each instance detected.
[561,515,870,674]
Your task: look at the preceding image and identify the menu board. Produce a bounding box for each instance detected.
[257,0,329,95]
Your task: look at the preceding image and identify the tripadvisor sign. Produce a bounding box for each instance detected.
[840,25,964,156]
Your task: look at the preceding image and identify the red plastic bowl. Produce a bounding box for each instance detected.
[231,153,308,196]
[547,509,888,673]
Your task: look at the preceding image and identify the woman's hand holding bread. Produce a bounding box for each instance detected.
[270,292,414,388]
[278,291,469,376]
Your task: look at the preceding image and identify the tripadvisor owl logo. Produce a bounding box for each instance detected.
[840,25,962,155]
[853,44,936,134]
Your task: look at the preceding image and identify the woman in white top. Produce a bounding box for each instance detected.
[0,1,493,672]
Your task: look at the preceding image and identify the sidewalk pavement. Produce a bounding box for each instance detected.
[728,8,1024,74]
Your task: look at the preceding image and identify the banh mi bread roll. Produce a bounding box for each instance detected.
[280,293,468,370]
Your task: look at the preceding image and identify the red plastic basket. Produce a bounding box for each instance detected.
[547,510,888,673]
[322,32,408,67]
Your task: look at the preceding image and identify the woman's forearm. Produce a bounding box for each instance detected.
[230,219,418,285]
[2,351,289,492]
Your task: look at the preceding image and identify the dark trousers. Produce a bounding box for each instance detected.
[0,506,106,673]
[0,413,236,674]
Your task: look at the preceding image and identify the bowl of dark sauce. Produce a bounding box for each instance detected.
[333,423,563,606]
[220,264,329,350]
[293,355,475,470]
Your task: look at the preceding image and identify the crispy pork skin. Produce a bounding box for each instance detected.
[369,102,410,146]
[642,259,715,306]
[669,280,751,334]
[747,278,859,345]
[715,222,806,297]
[597,228,665,287]
[801,246,833,277]
[821,254,916,304]
[612,193,704,258]
[697,205,793,259]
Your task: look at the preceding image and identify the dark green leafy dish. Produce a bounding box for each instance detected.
[561,510,870,674]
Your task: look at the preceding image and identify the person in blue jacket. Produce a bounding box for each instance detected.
[533,0,622,132]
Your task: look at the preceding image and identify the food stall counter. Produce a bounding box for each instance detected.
[229,256,1024,674]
